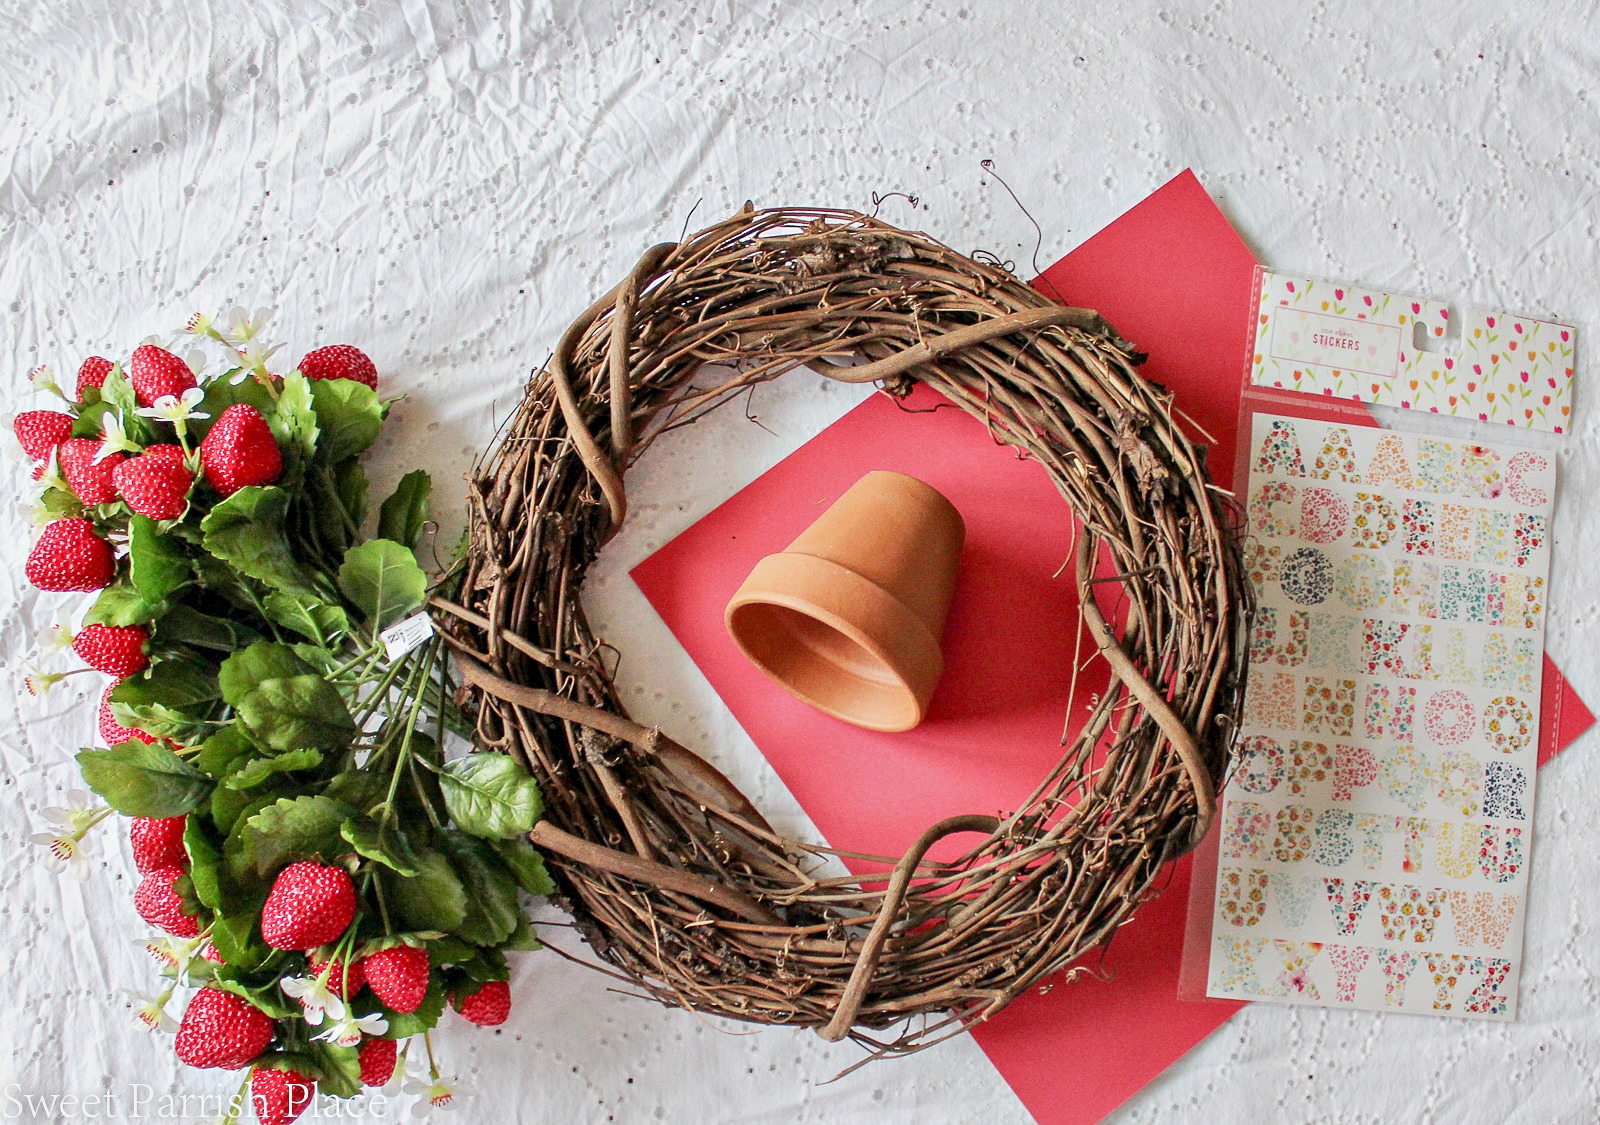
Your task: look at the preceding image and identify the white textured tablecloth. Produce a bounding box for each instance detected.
[3,2,1597,1122]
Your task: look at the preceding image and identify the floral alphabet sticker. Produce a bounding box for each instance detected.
[1206,414,1555,1019]
[1247,267,1576,433]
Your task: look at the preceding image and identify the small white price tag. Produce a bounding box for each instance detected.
[381,612,435,660]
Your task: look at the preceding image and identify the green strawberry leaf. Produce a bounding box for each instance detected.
[109,657,222,744]
[184,816,226,910]
[128,514,190,604]
[237,674,356,751]
[262,591,350,646]
[340,817,422,876]
[100,363,138,418]
[385,851,467,933]
[207,911,270,970]
[298,1039,362,1099]
[76,741,213,818]
[377,469,432,551]
[425,937,476,965]
[224,748,325,790]
[269,371,320,488]
[330,458,370,530]
[439,832,522,946]
[289,643,340,674]
[454,945,510,983]
[241,795,355,877]
[336,539,427,632]
[39,486,84,521]
[308,378,384,463]
[501,912,543,952]
[489,836,557,897]
[191,725,257,778]
[321,770,388,815]
[213,787,283,845]
[70,400,113,441]
[154,604,264,652]
[219,642,316,707]
[82,582,166,627]
[200,486,326,601]
[439,754,542,839]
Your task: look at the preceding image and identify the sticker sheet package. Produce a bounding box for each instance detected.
[1203,414,1555,1019]
[1247,268,1575,433]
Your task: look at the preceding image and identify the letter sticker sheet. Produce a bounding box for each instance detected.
[1205,413,1555,1019]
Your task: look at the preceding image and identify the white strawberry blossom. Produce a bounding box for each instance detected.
[23,661,66,700]
[35,447,68,492]
[218,306,275,345]
[21,495,53,529]
[135,387,210,425]
[29,827,88,878]
[138,935,206,978]
[95,412,143,461]
[404,1071,467,1116]
[43,791,100,834]
[29,790,108,879]
[230,340,283,384]
[313,1009,387,1048]
[28,364,65,400]
[43,613,77,655]
[22,659,89,704]
[281,971,347,1027]
[124,986,177,1033]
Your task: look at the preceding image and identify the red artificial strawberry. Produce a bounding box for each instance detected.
[134,866,200,938]
[298,344,377,390]
[128,344,197,407]
[199,941,225,963]
[363,945,430,1013]
[357,1037,398,1087]
[58,437,124,505]
[308,952,366,999]
[26,519,115,591]
[13,410,74,460]
[73,623,149,677]
[130,815,187,873]
[113,444,194,519]
[139,442,188,466]
[198,404,282,497]
[174,988,273,1069]
[260,862,356,950]
[251,1067,316,1125]
[100,685,157,745]
[76,356,115,399]
[453,979,511,1026]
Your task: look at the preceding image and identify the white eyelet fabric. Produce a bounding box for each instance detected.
[1,3,1596,1122]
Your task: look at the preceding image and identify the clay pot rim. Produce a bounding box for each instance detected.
[724,551,944,733]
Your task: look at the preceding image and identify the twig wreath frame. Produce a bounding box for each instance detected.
[436,205,1250,1059]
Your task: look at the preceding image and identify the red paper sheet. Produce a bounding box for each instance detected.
[631,171,1593,1125]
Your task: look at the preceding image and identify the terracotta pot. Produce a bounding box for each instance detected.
[725,470,965,732]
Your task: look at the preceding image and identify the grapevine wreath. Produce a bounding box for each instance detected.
[438,205,1252,1057]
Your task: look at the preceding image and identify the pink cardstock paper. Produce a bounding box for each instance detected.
[630,170,1593,1125]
